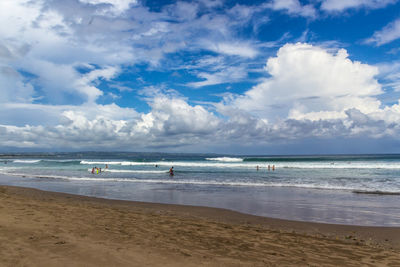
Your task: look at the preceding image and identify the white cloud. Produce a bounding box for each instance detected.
[2,90,400,150]
[0,96,222,149]
[230,43,382,121]
[199,0,224,8]
[0,66,35,103]
[365,18,400,46]
[377,61,400,92]
[187,65,248,88]
[75,66,120,103]
[79,0,138,15]
[0,102,138,126]
[320,0,397,12]
[3,101,400,150]
[0,0,265,105]
[134,97,220,136]
[2,0,400,151]
[265,0,317,18]
[181,53,258,88]
[207,42,258,58]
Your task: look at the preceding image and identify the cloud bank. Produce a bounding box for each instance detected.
[1,0,400,152]
[1,42,400,152]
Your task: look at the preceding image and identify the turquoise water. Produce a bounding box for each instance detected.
[1,153,400,193]
[0,152,399,226]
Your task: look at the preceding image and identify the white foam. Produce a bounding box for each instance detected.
[81,160,259,168]
[279,162,400,169]
[205,157,244,162]
[43,159,80,163]
[79,160,400,169]
[80,160,127,165]
[87,168,168,174]
[13,160,41,164]
[2,171,399,193]
[3,171,397,192]
[80,160,161,166]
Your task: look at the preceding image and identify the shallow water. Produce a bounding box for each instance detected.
[0,152,399,226]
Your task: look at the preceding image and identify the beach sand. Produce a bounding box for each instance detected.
[0,185,399,266]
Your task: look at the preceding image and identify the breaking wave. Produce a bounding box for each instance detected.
[205,157,243,162]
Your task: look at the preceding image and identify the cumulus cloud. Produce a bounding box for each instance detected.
[2,42,400,151]
[1,0,400,152]
[0,96,221,149]
[320,0,397,12]
[365,18,400,46]
[1,89,400,151]
[2,99,400,150]
[133,97,220,137]
[230,43,382,121]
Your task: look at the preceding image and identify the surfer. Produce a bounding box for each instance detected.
[169,166,174,176]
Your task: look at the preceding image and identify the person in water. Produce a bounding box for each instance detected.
[169,166,174,176]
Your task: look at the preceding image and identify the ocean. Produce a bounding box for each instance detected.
[0,152,399,226]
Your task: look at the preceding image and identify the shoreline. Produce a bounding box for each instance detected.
[0,185,399,266]
[1,172,399,227]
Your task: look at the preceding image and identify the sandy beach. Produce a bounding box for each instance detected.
[0,185,399,266]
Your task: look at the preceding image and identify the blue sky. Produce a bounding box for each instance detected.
[1,0,400,154]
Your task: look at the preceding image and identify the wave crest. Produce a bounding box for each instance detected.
[13,160,41,164]
[205,157,243,162]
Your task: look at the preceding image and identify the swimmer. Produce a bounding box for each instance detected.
[272,165,275,171]
[256,165,259,171]
[169,166,174,176]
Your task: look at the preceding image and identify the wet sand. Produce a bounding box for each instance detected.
[0,185,399,266]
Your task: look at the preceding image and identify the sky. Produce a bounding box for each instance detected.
[1,0,400,154]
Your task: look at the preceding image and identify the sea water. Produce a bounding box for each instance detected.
[0,152,399,226]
